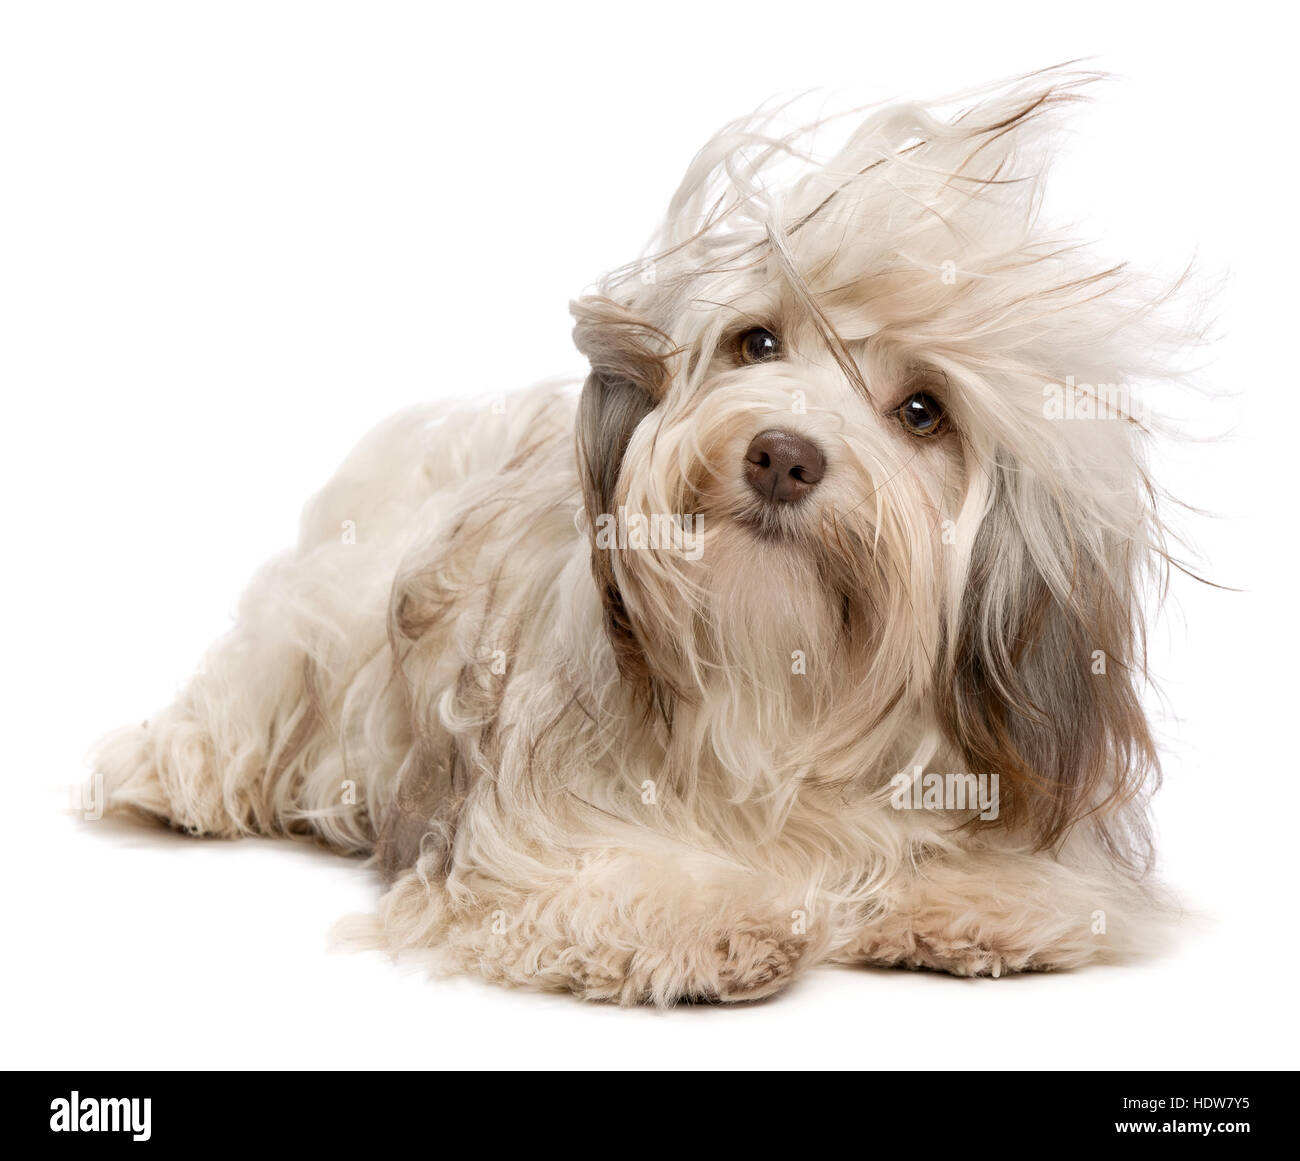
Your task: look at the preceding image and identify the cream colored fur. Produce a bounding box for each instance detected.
[92,68,1191,1005]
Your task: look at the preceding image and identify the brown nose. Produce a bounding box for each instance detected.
[744,429,826,503]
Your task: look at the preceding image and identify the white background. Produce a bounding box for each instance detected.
[1,1,1294,1070]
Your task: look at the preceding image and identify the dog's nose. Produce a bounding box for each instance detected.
[744,429,826,503]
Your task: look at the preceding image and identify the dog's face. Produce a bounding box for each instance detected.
[573,73,1171,855]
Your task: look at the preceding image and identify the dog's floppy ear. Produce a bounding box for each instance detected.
[572,294,674,404]
[571,296,675,705]
[936,463,1158,856]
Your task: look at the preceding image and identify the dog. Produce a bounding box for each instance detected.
[92,67,1192,1005]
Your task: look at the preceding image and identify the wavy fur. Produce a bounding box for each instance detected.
[92,68,1194,1004]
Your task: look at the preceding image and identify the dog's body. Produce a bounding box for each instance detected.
[94,70,1187,1004]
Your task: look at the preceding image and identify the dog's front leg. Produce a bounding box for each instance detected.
[372,847,827,1006]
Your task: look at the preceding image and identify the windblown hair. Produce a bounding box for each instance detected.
[576,68,1185,853]
[92,67,1197,1004]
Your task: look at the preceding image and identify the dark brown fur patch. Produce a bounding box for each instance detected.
[373,746,464,880]
[935,470,1157,859]
[571,296,676,715]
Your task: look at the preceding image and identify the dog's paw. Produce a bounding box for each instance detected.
[710,923,809,1000]
[89,715,233,837]
[907,934,1036,978]
[89,722,173,823]
[839,923,1043,978]
[559,920,815,1006]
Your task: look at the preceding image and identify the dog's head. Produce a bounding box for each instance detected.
[573,70,1187,855]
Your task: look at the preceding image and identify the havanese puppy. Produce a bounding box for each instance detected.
[92,67,1194,1005]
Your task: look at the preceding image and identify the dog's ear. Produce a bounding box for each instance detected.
[572,295,674,404]
[571,296,675,707]
[935,464,1158,855]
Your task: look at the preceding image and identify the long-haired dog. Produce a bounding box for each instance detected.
[92,68,1195,1004]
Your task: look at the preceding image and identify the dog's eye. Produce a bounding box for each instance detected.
[895,393,946,437]
[737,327,781,365]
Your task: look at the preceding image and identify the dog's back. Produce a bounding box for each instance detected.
[92,384,577,856]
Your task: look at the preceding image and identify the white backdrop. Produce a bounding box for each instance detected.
[1,1,1294,1069]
